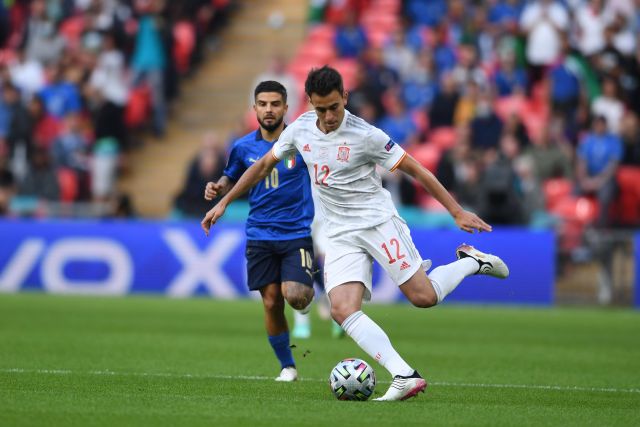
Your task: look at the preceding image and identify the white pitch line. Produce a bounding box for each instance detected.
[2,368,639,395]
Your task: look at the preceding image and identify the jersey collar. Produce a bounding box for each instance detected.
[255,125,287,143]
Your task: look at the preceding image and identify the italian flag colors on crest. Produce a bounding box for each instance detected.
[285,155,296,169]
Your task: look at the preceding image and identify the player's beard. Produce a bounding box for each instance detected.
[258,115,283,133]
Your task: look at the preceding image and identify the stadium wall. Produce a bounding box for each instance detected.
[0,220,554,305]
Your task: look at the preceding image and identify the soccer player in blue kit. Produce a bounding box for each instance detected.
[203,81,314,382]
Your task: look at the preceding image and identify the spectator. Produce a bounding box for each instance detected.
[591,76,625,135]
[402,47,438,110]
[0,167,15,216]
[576,115,623,227]
[50,113,91,200]
[493,49,527,97]
[174,132,226,218]
[8,48,46,101]
[88,31,129,151]
[29,96,60,150]
[251,55,300,123]
[334,10,368,58]
[17,146,60,201]
[428,72,459,129]
[130,5,167,137]
[38,64,82,120]
[519,0,570,88]
[574,0,607,58]
[548,39,581,125]
[383,28,417,82]
[22,0,66,64]
[477,146,525,224]
[377,92,418,146]
[3,83,33,181]
[526,123,573,182]
[451,43,488,92]
[470,91,503,150]
[620,113,640,165]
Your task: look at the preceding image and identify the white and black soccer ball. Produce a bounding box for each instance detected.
[329,358,376,401]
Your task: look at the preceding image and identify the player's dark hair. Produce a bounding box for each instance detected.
[254,80,287,103]
[305,66,344,97]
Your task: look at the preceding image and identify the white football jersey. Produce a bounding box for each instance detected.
[272,110,406,237]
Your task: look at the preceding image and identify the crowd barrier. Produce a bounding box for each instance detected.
[0,219,555,305]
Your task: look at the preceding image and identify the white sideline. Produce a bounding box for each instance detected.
[2,368,639,394]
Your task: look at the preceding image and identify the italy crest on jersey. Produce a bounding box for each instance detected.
[337,145,350,162]
[285,154,296,169]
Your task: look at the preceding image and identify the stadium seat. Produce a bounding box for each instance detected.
[428,127,457,151]
[296,41,336,64]
[551,196,599,225]
[125,86,151,128]
[614,166,640,225]
[307,24,336,45]
[244,108,259,132]
[57,168,79,202]
[59,16,86,49]
[328,58,358,90]
[173,21,196,75]
[408,143,441,172]
[493,95,525,122]
[543,178,573,210]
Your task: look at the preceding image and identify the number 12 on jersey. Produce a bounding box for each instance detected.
[314,164,329,186]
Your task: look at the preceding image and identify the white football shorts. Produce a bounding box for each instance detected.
[324,216,423,300]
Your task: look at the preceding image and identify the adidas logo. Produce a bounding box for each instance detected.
[400,261,411,271]
[303,144,311,152]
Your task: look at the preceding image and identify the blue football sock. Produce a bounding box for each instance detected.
[268,332,295,369]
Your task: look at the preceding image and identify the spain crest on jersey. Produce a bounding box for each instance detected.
[285,154,296,169]
[337,145,350,162]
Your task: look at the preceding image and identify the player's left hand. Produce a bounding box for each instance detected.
[454,210,492,233]
[201,203,227,236]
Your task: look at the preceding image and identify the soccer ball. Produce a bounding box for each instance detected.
[329,358,376,401]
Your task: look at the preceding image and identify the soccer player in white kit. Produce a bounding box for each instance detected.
[202,66,509,401]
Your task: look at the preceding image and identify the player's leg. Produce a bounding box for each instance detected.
[327,281,426,401]
[280,237,315,310]
[280,237,315,339]
[247,240,296,381]
[325,243,425,401]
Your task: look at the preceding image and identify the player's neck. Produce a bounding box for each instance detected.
[260,124,285,142]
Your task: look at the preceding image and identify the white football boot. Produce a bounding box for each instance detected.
[455,244,509,279]
[373,371,427,401]
[275,366,298,382]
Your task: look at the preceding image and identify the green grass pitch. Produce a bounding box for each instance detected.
[1,293,639,426]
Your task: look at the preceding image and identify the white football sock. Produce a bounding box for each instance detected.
[341,311,414,377]
[294,310,310,326]
[428,257,478,303]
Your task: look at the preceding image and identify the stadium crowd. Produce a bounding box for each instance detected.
[2,0,640,239]
[292,0,640,233]
[0,0,233,217]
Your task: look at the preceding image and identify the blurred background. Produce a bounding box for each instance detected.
[0,0,638,307]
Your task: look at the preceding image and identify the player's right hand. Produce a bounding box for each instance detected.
[204,182,222,200]
[201,202,227,236]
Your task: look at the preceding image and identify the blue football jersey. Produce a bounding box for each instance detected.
[223,129,313,240]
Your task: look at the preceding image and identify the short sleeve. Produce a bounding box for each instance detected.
[272,124,297,160]
[223,144,245,182]
[367,127,406,171]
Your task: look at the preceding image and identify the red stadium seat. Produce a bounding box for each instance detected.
[408,143,441,172]
[297,41,336,64]
[59,16,86,49]
[307,24,336,45]
[173,21,196,75]
[125,86,151,128]
[543,178,573,210]
[428,127,457,151]
[551,196,599,225]
[57,168,79,202]
[614,166,640,225]
[243,109,259,133]
[328,58,358,90]
[493,95,525,122]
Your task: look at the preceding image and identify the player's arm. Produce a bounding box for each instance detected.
[396,154,492,233]
[201,151,279,235]
[204,176,234,200]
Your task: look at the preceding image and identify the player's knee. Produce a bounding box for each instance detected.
[408,291,438,308]
[283,283,314,310]
[330,303,356,326]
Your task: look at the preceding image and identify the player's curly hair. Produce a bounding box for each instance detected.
[254,80,287,103]
[305,66,344,97]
